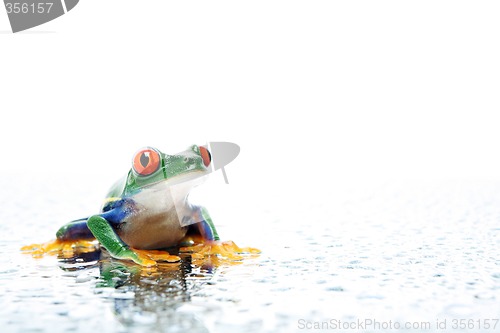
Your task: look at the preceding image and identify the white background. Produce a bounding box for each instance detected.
[1,1,500,206]
[1,4,500,329]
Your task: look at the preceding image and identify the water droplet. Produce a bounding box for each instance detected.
[474,292,495,300]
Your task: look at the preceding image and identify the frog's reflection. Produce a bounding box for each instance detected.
[57,249,242,332]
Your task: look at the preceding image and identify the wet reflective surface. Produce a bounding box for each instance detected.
[1,176,499,332]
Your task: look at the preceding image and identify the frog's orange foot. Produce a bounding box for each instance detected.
[21,239,98,258]
[180,240,260,260]
[131,248,181,267]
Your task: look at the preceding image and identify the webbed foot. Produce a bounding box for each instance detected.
[180,240,260,261]
[21,239,98,258]
[127,248,181,267]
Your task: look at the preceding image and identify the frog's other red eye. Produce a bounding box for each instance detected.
[133,148,160,176]
[199,146,211,167]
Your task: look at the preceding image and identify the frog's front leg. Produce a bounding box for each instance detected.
[86,215,180,267]
[180,207,260,260]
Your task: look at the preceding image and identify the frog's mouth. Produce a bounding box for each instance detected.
[139,169,209,195]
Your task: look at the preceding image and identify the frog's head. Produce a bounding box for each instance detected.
[124,145,211,193]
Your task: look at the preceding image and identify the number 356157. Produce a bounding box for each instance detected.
[5,3,53,14]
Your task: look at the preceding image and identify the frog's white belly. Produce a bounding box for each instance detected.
[118,207,188,250]
[117,181,196,250]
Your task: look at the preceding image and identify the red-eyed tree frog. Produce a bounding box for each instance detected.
[22,145,259,266]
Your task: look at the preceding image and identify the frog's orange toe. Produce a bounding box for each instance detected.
[21,239,98,257]
[132,248,181,265]
[180,240,260,261]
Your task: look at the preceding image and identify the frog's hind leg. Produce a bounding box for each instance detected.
[21,218,98,257]
[180,207,260,260]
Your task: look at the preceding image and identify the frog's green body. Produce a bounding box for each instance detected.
[28,145,255,267]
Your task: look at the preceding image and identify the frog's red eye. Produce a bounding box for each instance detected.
[199,146,211,167]
[133,148,160,176]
